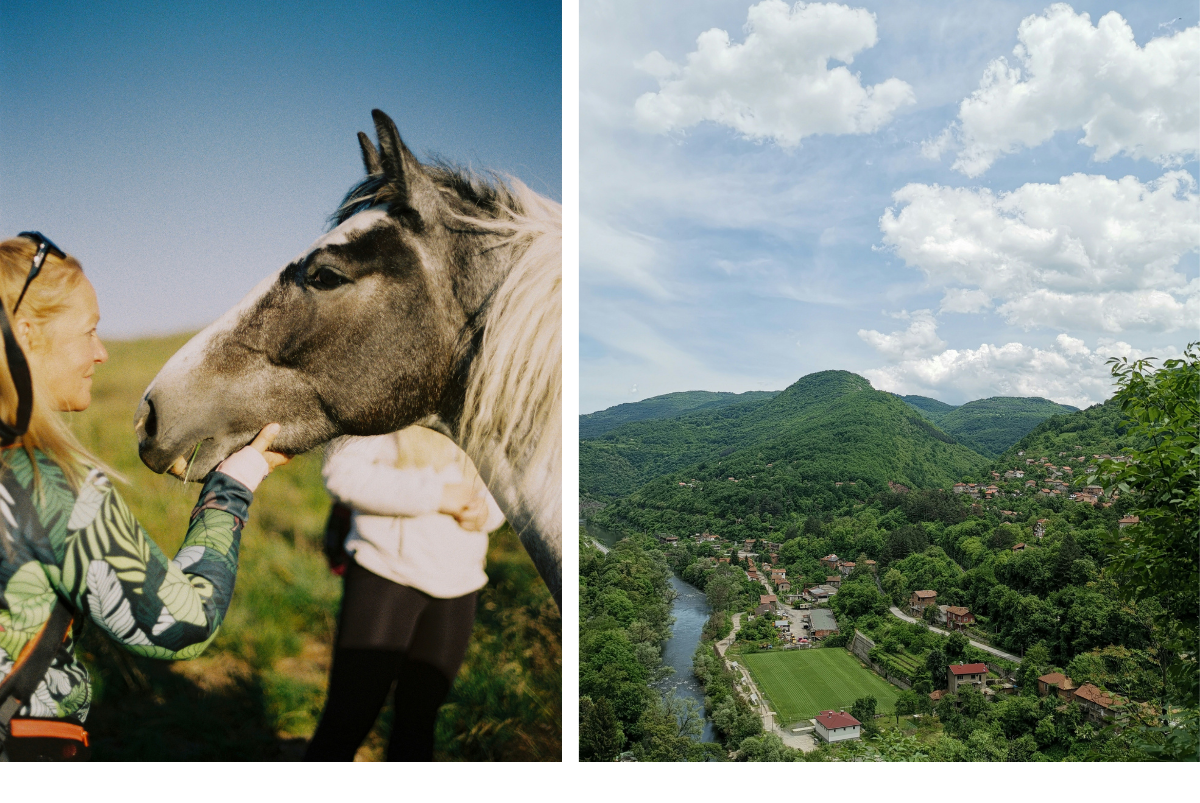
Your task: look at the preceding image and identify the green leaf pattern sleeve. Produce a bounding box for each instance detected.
[0,449,252,721]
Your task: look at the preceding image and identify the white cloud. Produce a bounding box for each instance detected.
[633,0,915,147]
[879,171,1200,333]
[940,288,991,314]
[925,5,1200,176]
[580,215,674,300]
[858,309,945,360]
[863,333,1180,408]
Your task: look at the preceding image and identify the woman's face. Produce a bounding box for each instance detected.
[29,277,108,412]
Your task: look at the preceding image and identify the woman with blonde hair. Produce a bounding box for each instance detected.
[305,425,503,761]
[0,233,287,761]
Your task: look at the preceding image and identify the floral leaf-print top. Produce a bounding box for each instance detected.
[0,448,252,722]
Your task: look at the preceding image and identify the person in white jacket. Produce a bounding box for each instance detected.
[304,426,504,761]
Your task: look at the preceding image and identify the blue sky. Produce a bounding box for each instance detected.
[1,0,560,338]
[580,0,1198,413]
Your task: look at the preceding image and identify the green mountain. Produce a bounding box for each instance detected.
[900,394,956,421]
[579,389,780,439]
[584,371,990,536]
[900,394,1079,457]
[996,397,1129,464]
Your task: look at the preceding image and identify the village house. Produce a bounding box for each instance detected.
[744,539,757,552]
[1119,515,1140,528]
[754,603,772,617]
[717,557,730,564]
[813,710,861,743]
[773,618,790,633]
[777,580,791,592]
[1037,672,1077,700]
[820,554,840,571]
[806,609,839,638]
[948,663,988,694]
[1073,683,1126,725]
[760,594,777,607]
[1012,543,1026,552]
[909,590,937,617]
[826,576,842,589]
[838,561,856,577]
[863,559,877,573]
[1004,470,1025,480]
[952,482,968,494]
[939,605,975,630]
[803,586,835,603]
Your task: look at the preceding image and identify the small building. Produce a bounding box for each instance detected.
[826,576,842,589]
[1118,515,1140,528]
[717,557,730,564]
[807,609,839,638]
[940,605,975,630]
[1072,683,1126,725]
[929,689,947,703]
[948,663,988,694]
[1012,542,1026,552]
[863,559,877,573]
[760,594,777,606]
[820,554,839,571]
[754,603,772,617]
[773,619,790,632]
[838,561,856,577]
[910,590,937,617]
[813,710,861,743]
[777,580,791,592]
[1037,672,1077,700]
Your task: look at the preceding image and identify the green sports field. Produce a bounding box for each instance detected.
[742,649,901,725]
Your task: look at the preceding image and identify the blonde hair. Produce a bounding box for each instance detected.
[391,425,482,488]
[0,237,113,485]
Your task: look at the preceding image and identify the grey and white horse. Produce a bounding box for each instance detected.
[135,110,561,606]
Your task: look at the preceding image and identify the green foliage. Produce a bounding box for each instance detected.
[579,697,623,761]
[916,396,1080,457]
[850,695,879,735]
[1096,343,1199,757]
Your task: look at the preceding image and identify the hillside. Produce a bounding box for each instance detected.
[900,395,1079,457]
[579,389,779,439]
[996,398,1129,464]
[587,371,989,537]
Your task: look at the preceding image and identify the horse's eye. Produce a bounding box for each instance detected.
[309,266,349,290]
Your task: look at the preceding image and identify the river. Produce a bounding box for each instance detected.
[584,521,717,743]
[653,574,717,743]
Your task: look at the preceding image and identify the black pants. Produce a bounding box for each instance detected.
[305,561,477,761]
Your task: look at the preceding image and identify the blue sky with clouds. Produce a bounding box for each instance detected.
[580,0,1198,413]
[1,0,560,338]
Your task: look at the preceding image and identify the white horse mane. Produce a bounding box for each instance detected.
[458,180,561,522]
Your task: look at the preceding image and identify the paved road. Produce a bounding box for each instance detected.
[888,606,1020,662]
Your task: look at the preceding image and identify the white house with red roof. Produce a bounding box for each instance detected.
[813,710,861,743]
[948,663,989,694]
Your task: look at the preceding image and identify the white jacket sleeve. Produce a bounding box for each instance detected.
[323,436,444,518]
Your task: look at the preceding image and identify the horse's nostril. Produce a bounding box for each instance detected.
[142,397,158,440]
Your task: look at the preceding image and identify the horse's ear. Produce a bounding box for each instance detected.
[358,131,382,175]
[371,109,440,224]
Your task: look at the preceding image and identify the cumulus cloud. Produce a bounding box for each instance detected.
[857,309,945,360]
[925,5,1199,176]
[633,0,915,147]
[879,171,1200,333]
[863,333,1179,408]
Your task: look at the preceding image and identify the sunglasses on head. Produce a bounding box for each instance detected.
[0,231,65,445]
[14,231,65,313]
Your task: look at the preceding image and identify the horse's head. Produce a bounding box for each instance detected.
[136,110,507,478]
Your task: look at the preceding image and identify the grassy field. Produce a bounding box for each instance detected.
[743,649,901,725]
[64,334,560,760]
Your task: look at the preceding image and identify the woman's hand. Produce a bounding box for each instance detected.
[249,423,292,471]
[216,423,290,492]
[439,481,490,531]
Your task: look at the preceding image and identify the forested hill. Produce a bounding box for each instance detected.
[579,389,780,439]
[996,397,1129,463]
[585,371,989,536]
[900,395,1080,457]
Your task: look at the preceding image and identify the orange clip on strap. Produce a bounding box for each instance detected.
[9,719,89,746]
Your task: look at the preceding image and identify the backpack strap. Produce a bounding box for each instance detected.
[0,598,75,749]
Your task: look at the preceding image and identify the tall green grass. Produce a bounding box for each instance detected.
[68,334,560,760]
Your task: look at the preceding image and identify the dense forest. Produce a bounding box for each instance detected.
[903,396,1079,456]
